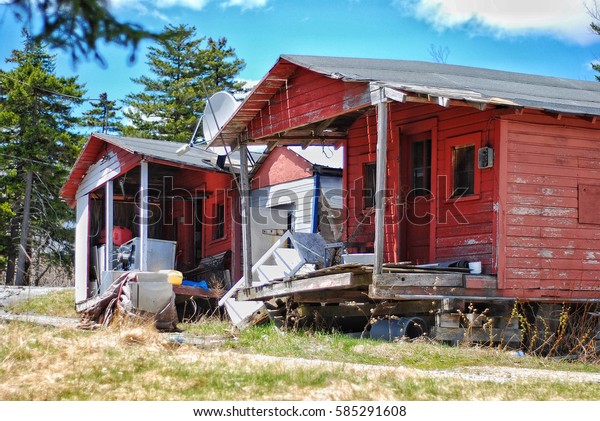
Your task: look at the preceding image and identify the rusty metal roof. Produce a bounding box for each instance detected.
[210,54,600,148]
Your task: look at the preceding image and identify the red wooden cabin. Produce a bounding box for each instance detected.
[61,133,239,303]
[212,54,600,308]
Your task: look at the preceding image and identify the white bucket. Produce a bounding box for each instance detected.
[468,261,482,274]
[341,253,375,264]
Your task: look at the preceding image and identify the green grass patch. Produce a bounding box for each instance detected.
[6,289,76,318]
[190,320,599,374]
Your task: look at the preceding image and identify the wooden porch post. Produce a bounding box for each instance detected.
[373,95,388,277]
[240,143,253,287]
[139,160,149,271]
[104,180,114,272]
[75,194,90,301]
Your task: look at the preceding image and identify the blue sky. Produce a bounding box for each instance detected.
[1,0,600,113]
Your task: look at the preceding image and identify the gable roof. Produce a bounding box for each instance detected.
[94,133,222,169]
[60,133,224,206]
[210,54,600,148]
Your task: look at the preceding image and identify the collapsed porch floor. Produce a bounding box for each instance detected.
[234,263,524,343]
[235,263,500,304]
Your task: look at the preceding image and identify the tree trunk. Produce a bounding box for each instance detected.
[15,170,33,286]
[5,215,20,285]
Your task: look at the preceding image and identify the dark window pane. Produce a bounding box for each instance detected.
[412,139,431,196]
[363,162,377,209]
[453,145,475,197]
[213,203,225,239]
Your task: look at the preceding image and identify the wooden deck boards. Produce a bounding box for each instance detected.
[236,272,372,301]
[234,262,501,303]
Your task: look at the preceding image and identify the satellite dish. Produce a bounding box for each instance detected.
[202,91,240,142]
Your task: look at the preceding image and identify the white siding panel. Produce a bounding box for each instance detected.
[250,178,317,263]
[76,151,121,199]
[320,175,343,209]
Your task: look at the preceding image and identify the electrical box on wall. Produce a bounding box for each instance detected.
[478,146,494,169]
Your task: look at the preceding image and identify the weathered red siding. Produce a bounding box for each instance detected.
[252,147,312,189]
[174,168,235,262]
[345,102,500,271]
[501,115,600,298]
[247,67,371,140]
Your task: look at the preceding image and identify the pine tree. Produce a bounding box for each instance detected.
[81,92,123,134]
[0,30,85,285]
[122,24,246,143]
[7,0,160,64]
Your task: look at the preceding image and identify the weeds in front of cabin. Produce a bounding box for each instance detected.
[515,302,600,362]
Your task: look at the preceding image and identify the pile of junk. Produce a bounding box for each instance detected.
[77,226,190,331]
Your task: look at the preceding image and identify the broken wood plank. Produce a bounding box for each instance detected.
[287,263,371,280]
[291,289,371,304]
[374,272,465,287]
[236,272,372,301]
[372,301,438,317]
[368,285,511,301]
[172,285,224,299]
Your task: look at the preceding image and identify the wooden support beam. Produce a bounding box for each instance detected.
[372,301,438,317]
[291,289,371,304]
[239,143,253,287]
[373,97,388,277]
[374,272,464,287]
[312,117,337,137]
[104,180,113,272]
[139,160,148,271]
[264,141,278,153]
[368,284,516,301]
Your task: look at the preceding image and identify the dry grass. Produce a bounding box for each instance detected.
[1,318,599,401]
[1,291,600,401]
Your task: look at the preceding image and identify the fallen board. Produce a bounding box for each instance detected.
[236,272,372,301]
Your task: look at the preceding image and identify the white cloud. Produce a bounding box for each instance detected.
[220,0,269,10]
[395,0,598,45]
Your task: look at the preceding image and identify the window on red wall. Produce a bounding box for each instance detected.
[213,202,225,240]
[411,138,432,196]
[363,162,377,209]
[448,132,481,199]
[452,145,475,197]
